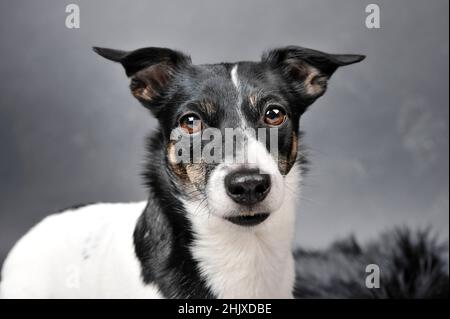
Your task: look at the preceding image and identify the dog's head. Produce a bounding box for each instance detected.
[94,46,364,227]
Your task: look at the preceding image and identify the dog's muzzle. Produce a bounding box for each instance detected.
[224,169,271,205]
[223,169,271,226]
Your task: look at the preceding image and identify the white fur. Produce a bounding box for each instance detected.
[187,164,300,298]
[179,64,298,298]
[1,166,299,299]
[0,202,162,299]
[0,65,299,298]
[231,65,247,129]
[208,66,287,219]
[231,64,239,90]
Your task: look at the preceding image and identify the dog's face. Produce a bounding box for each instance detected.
[94,46,364,226]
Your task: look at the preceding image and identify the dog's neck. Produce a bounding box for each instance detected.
[135,136,298,298]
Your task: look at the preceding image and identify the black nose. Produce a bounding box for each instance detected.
[225,169,271,205]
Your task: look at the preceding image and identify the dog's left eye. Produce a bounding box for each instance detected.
[179,113,203,134]
[264,107,287,126]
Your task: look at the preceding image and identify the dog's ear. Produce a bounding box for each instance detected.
[262,46,365,101]
[93,46,191,109]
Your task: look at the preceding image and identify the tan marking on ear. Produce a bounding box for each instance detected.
[199,101,216,116]
[249,94,258,109]
[130,63,174,102]
[303,66,328,97]
[286,59,328,98]
[132,86,157,102]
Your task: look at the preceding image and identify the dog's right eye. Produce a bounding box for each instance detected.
[179,113,203,134]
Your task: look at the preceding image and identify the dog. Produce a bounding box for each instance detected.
[0,46,364,298]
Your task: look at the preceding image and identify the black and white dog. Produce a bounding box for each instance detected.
[0,46,364,298]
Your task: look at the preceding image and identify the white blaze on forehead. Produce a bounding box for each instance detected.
[230,64,247,129]
[231,64,240,89]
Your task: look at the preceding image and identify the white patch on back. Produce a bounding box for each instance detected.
[0,202,163,299]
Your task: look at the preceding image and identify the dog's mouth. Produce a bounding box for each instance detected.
[224,213,270,226]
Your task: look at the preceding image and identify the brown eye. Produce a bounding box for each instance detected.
[264,107,286,126]
[179,113,203,134]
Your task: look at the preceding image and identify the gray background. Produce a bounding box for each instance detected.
[0,0,448,266]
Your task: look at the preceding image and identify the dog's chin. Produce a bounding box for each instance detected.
[209,199,283,227]
[224,212,270,227]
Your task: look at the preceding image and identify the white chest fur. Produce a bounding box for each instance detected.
[186,167,299,299]
[1,167,299,299]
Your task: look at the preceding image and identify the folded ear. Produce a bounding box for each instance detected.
[93,46,191,107]
[262,46,365,101]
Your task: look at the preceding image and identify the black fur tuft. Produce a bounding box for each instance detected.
[294,228,449,298]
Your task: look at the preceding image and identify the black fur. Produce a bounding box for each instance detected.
[294,228,449,299]
[95,46,449,299]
